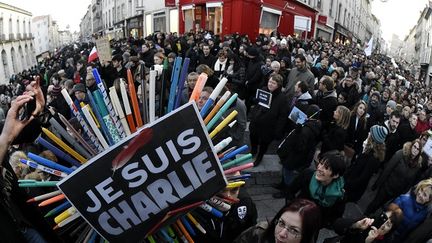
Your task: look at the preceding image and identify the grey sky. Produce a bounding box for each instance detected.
[371,0,428,42]
[1,0,91,32]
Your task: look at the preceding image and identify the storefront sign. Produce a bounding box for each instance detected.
[58,103,227,242]
[318,15,327,25]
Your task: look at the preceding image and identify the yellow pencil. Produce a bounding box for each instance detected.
[80,102,100,128]
[226,181,246,189]
[54,207,76,224]
[209,110,238,138]
[42,128,87,164]
[186,213,206,234]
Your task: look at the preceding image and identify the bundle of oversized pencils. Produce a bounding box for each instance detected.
[20,57,253,242]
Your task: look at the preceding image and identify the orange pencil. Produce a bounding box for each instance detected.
[127,69,143,127]
[176,219,194,243]
[120,79,136,133]
[38,194,65,207]
[204,91,230,124]
[189,73,208,102]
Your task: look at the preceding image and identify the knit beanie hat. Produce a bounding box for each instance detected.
[370,125,388,144]
[386,100,397,110]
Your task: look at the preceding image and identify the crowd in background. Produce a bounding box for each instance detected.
[1,29,432,243]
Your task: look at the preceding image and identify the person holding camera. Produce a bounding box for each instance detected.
[324,207,403,243]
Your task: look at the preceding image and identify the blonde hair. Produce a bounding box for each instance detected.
[335,105,351,130]
[363,135,386,162]
[9,151,29,179]
[39,150,58,162]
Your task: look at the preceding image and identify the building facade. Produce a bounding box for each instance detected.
[0,3,35,84]
[178,0,317,41]
[33,15,61,56]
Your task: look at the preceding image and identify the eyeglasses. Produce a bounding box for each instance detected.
[276,218,302,238]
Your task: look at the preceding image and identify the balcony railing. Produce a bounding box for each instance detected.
[16,33,21,39]
[9,33,14,40]
[23,33,27,39]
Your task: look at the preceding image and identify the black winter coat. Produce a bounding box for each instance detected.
[321,122,347,154]
[346,115,369,155]
[374,150,421,198]
[316,90,338,124]
[278,119,321,170]
[249,88,288,143]
[344,152,381,202]
[245,57,263,88]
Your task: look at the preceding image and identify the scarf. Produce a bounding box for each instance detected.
[309,172,344,207]
[214,59,227,72]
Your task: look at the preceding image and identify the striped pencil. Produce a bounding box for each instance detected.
[92,68,126,139]
[61,89,104,152]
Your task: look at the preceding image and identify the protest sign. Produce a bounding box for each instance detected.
[95,36,112,63]
[288,106,307,124]
[58,102,227,242]
[255,89,272,108]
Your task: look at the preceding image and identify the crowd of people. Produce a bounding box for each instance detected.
[1,29,432,243]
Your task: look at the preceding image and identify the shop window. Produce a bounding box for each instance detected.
[183,9,194,32]
[206,3,223,35]
[259,7,281,35]
[153,12,166,32]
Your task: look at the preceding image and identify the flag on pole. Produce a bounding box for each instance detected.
[88,46,98,63]
[364,37,373,56]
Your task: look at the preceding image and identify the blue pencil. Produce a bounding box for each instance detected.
[87,90,114,146]
[220,145,249,163]
[167,57,183,113]
[200,98,215,117]
[174,58,190,110]
[36,137,81,167]
[27,152,74,174]
[44,201,71,217]
[159,228,172,242]
[181,216,196,236]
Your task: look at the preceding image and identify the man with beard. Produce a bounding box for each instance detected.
[367,91,384,128]
[284,54,315,96]
[384,111,402,163]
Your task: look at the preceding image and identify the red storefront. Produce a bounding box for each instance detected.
[178,0,317,41]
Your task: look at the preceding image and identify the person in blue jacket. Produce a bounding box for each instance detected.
[388,178,432,242]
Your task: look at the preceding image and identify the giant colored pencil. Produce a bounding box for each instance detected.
[80,102,100,128]
[93,90,121,143]
[38,194,65,207]
[54,207,76,224]
[212,120,237,141]
[61,89,104,152]
[206,93,239,131]
[36,137,81,167]
[109,87,131,136]
[149,70,156,122]
[220,145,249,163]
[167,57,183,113]
[189,73,208,102]
[209,110,238,138]
[20,158,69,178]
[174,58,190,110]
[214,137,232,153]
[176,219,194,243]
[58,113,98,156]
[224,162,254,175]
[49,118,92,159]
[56,212,80,228]
[222,154,253,169]
[28,152,74,174]
[127,68,143,127]
[200,77,228,117]
[19,181,59,187]
[82,105,109,149]
[92,68,126,139]
[41,127,87,164]
[204,91,231,124]
[120,79,136,133]
[140,63,148,124]
[45,201,71,217]
[27,190,62,203]
[87,89,114,146]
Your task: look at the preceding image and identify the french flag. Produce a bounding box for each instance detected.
[88,46,98,63]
